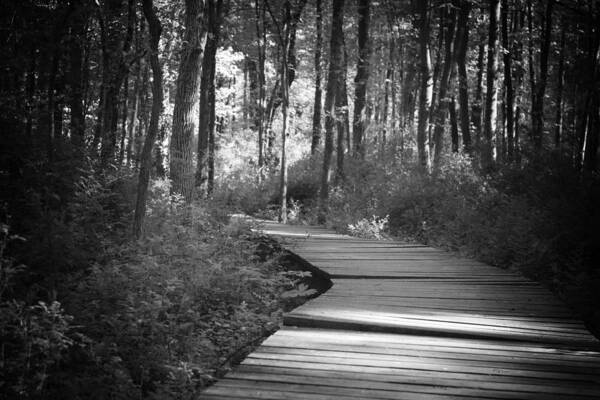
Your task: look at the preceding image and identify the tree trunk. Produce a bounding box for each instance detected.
[126,59,142,166]
[133,0,162,238]
[382,29,394,157]
[554,26,565,148]
[450,96,459,152]
[196,0,223,194]
[582,21,600,171]
[512,7,524,162]
[335,43,349,184]
[311,0,323,154]
[583,89,599,172]
[472,42,485,147]
[531,0,554,149]
[170,0,206,201]
[319,0,345,222]
[352,0,370,157]
[482,0,500,170]
[277,2,294,223]
[417,0,433,171]
[68,0,87,146]
[118,76,129,165]
[208,65,217,194]
[501,0,514,160]
[264,0,307,161]
[432,5,457,170]
[100,0,135,165]
[254,0,267,172]
[454,0,471,154]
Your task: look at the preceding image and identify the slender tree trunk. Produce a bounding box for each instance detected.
[278,2,293,223]
[432,5,457,170]
[118,76,129,165]
[207,64,217,194]
[100,0,135,165]
[454,0,471,154]
[582,21,600,171]
[126,59,142,166]
[554,27,565,149]
[352,0,370,157]
[401,43,417,133]
[133,0,162,238]
[531,0,554,149]
[69,0,86,146]
[135,61,150,168]
[512,8,524,162]
[382,27,394,157]
[472,42,485,147]
[319,0,345,222]
[335,43,349,184]
[311,0,323,154]
[263,0,307,156]
[170,0,206,201]
[527,0,536,143]
[501,0,514,160]
[583,89,599,172]
[450,95,459,152]
[45,42,61,161]
[482,0,500,170]
[417,0,433,171]
[196,0,223,193]
[255,0,266,173]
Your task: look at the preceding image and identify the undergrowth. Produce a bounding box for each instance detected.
[0,150,314,399]
[226,151,600,335]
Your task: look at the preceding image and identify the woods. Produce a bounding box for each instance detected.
[1,0,600,398]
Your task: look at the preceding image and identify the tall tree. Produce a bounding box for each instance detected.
[416,0,433,171]
[454,0,471,154]
[68,0,88,147]
[311,0,323,155]
[133,0,162,238]
[482,0,500,169]
[472,42,485,147]
[319,0,345,222]
[265,0,307,222]
[264,0,307,159]
[196,0,225,195]
[99,0,136,165]
[554,26,565,148]
[254,0,267,172]
[531,0,554,149]
[432,4,457,170]
[501,0,514,159]
[335,42,350,184]
[169,0,206,201]
[352,0,370,157]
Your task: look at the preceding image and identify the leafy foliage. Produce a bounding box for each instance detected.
[348,215,389,240]
[0,159,315,399]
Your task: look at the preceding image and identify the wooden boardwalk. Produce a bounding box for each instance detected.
[201,221,600,399]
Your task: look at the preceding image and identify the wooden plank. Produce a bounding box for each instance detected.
[283,314,598,347]
[202,221,600,398]
[274,328,600,357]
[232,365,600,397]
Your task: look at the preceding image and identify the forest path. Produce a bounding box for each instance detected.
[201,221,600,399]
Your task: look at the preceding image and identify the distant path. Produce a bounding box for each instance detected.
[202,220,600,399]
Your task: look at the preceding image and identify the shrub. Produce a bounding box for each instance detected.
[348,215,389,240]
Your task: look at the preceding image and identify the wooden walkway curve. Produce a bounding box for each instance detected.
[201,221,600,399]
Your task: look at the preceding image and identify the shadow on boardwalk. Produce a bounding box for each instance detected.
[202,220,600,400]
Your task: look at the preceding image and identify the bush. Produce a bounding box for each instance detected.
[348,215,389,240]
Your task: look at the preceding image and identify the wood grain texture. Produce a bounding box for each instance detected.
[200,220,600,399]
